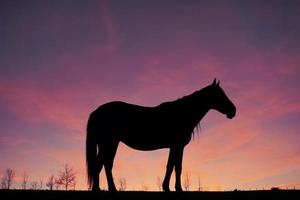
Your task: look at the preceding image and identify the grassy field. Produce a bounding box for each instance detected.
[1,190,299,200]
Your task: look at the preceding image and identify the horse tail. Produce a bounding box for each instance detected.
[86,112,97,189]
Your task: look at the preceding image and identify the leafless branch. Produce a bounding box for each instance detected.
[55,164,76,190]
[21,172,29,190]
[118,177,127,191]
[183,171,191,191]
[1,168,15,189]
[46,175,55,190]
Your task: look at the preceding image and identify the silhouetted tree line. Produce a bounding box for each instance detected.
[3,166,294,191]
[0,164,76,190]
[0,166,205,191]
[1,166,202,191]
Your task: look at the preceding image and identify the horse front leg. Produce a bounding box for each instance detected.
[162,148,175,192]
[174,147,184,192]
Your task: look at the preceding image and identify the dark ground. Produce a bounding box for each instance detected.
[0,190,299,200]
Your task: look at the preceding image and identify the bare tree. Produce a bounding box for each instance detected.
[141,182,148,191]
[55,164,76,190]
[118,177,127,191]
[1,176,7,189]
[183,171,191,191]
[46,175,55,190]
[197,176,202,191]
[21,172,29,190]
[1,168,15,189]
[71,182,76,190]
[7,169,15,189]
[31,181,38,190]
[156,176,162,191]
[39,178,43,190]
[54,182,60,190]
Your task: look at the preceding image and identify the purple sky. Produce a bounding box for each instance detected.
[0,0,300,190]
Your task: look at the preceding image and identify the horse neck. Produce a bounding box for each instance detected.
[178,89,211,122]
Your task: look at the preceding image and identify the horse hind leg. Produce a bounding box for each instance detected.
[92,149,104,191]
[103,141,119,192]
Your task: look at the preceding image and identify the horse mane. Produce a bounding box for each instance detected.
[158,86,209,107]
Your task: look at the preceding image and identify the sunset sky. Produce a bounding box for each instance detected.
[1,0,300,191]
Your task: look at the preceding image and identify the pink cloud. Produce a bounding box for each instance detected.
[98,0,121,52]
[0,82,84,134]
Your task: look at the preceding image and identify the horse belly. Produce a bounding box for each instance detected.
[119,126,170,151]
[121,139,169,151]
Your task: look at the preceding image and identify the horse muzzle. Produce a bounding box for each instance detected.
[227,113,235,119]
[227,107,236,119]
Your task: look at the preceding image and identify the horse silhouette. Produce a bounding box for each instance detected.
[86,79,236,192]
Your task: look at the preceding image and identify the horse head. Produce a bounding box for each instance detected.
[209,79,236,119]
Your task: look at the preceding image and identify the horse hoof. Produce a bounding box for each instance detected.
[108,187,117,192]
[92,187,100,192]
[163,186,170,192]
[175,186,183,192]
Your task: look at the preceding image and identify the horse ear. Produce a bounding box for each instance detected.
[217,80,220,86]
[212,78,217,86]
